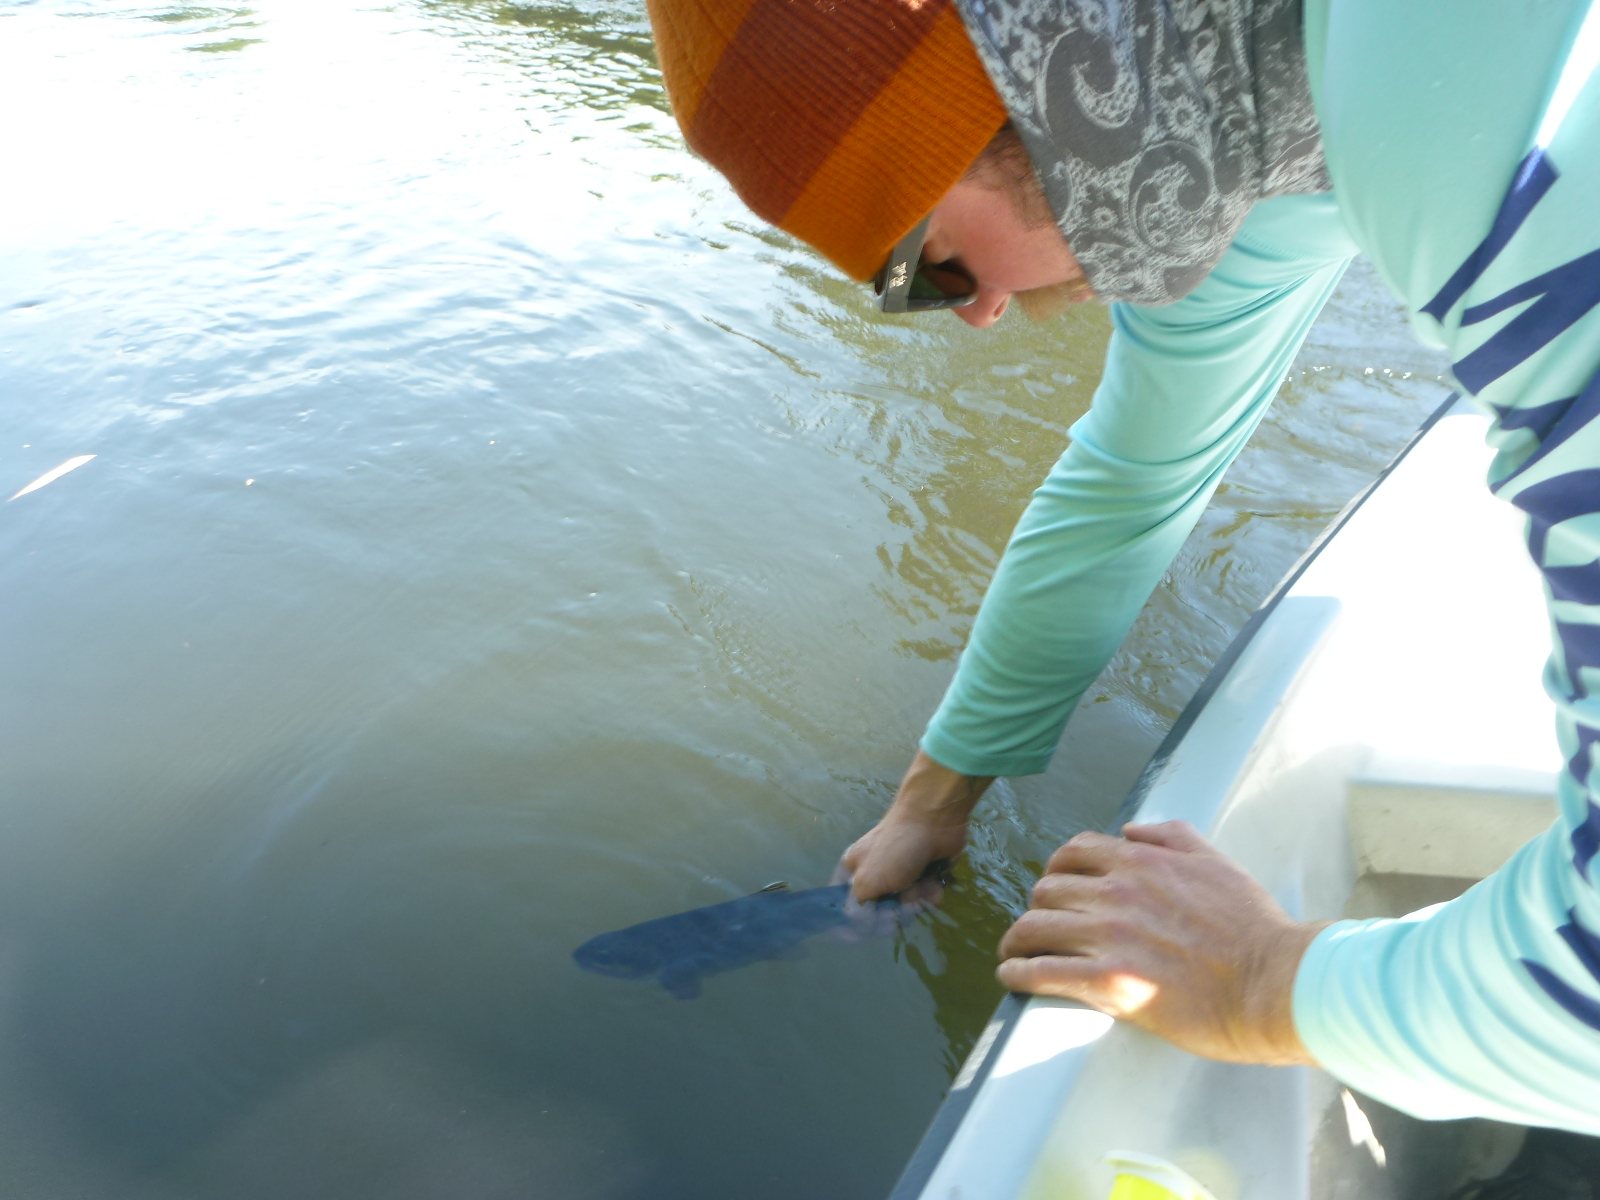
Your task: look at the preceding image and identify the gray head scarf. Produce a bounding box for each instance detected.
[953,0,1330,305]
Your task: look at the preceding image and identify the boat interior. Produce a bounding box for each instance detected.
[1311,749,1552,1200]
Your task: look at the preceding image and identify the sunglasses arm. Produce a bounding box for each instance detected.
[877,216,931,314]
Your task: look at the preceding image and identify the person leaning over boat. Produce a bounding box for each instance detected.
[640,0,1600,1132]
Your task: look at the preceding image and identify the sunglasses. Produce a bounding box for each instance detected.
[872,215,977,313]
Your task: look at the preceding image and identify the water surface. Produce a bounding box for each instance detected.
[0,3,1449,1196]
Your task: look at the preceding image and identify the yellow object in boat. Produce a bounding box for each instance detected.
[1104,1151,1218,1200]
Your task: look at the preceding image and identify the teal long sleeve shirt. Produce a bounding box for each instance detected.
[936,0,1600,1132]
[1295,0,1600,1131]
[921,192,1357,778]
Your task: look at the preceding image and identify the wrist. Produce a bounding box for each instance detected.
[889,749,993,825]
[1244,920,1330,1066]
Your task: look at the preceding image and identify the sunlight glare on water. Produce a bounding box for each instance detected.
[0,2,1448,1196]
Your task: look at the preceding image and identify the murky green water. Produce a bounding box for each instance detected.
[0,2,1449,1196]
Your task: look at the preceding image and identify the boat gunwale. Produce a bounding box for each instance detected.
[884,389,1464,1200]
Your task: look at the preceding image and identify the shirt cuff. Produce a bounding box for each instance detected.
[1293,915,1488,1122]
[918,726,1053,778]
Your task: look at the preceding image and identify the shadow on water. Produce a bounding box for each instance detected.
[900,866,1025,1078]
[1,719,1005,1198]
[8,775,1027,1187]
[7,771,666,1196]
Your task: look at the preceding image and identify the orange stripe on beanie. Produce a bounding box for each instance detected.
[646,0,1007,281]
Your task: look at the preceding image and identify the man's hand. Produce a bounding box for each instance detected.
[997,821,1328,1066]
[835,750,993,902]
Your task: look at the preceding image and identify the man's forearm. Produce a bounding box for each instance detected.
[924,196,1355,779]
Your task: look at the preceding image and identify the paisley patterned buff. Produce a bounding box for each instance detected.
[953,0,1330,305]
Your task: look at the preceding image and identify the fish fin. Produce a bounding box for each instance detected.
[754,881,789,893]
[659,968,702,1000]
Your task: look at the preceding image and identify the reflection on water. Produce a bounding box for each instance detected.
[0,0,1448,1196]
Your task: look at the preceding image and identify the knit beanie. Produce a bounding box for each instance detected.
[646,0,1008,282]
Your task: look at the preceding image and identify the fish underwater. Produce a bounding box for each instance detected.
[572,878,932,999]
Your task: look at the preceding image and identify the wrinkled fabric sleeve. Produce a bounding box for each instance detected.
[1295,823,1600,1133]
[920,193,1358,778]
[1292,0,1600,1130]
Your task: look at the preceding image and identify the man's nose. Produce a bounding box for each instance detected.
[955,291,1010,329]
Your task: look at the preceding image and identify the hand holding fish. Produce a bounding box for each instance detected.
[835,749,993,902]
[573,868,947,999]
[996,821,1330,1066]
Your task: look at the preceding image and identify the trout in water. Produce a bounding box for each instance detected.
[573,873,940,999]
